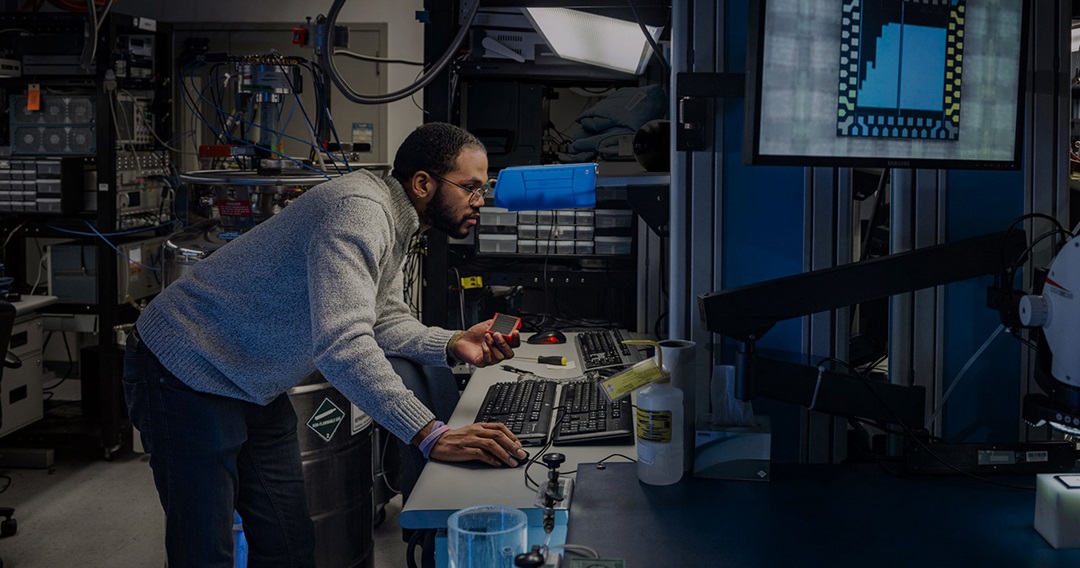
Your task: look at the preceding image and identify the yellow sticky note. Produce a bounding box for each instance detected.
[599,358,665,402]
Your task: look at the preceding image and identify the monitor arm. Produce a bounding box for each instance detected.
[698,229,1026,426]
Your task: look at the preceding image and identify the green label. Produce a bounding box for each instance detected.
[635,408,673,443]
[306,398,345,442]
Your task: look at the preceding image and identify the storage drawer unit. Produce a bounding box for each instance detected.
[479,206,517,227]
[477,234,517,254]
[0,315,45,438]
[595,236,633,255]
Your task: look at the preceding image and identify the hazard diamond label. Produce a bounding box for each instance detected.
[307,398,345,442]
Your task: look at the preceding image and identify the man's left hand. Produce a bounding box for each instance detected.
[451,319,517,367]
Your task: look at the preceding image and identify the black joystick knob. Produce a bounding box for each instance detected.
[514,545,546,568]
[543,452,565,488]
[542,452,565,469]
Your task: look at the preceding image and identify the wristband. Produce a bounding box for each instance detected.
[446,331,466,364]
[419,420,451,460]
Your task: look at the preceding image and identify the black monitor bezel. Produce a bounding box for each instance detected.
[742,0,1029,171]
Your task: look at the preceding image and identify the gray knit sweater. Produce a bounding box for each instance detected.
[136,169,455,443]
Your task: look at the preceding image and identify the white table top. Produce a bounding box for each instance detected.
[399,332,638,529]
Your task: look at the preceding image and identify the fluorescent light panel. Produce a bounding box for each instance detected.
[523,8,661,75]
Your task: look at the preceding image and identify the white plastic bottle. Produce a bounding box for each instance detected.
[635,376,684,486]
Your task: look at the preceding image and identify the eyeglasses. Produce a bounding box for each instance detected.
[430,172,494,205]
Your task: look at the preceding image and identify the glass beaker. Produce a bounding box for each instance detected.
[446,505,527,568]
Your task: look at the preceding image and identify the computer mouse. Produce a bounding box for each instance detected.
[453,449,531,470]
[527,330,566,345]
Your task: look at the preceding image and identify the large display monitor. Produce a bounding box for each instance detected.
[744,0,1028,170]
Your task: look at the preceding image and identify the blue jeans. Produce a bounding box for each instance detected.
[123,334,316,568]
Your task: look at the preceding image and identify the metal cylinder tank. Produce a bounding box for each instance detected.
[179,169,328,228]
[164,169,327,283]
[289,373,375,568]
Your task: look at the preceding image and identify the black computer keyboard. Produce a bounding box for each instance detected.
[474,380,556,446]
[551,380,633,446]
[574,329,647,371]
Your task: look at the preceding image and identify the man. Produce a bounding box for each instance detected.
[123,123,524,567]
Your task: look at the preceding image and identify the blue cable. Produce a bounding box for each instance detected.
[285,61,351,173]
[288,93,348,173]
[277,99,298,171]
[304,62,352,172]
[179,61,335,180]
[206,63,231,137]
[220,61,346,173]
[192,96,335,179]
[47,222,174,237]
[45,222,163,272]
[324,110,352,172]
[145,175,187,227]
[180,61,228,145]
[181,60,255,173]
[82,221,162,272]
[274,63,324,158]
[185,63,339,178]
[178,62,206,156]
[197,73,246,170]
[154,160,186,227]
[183,77,332,181]
[280,94,296,126]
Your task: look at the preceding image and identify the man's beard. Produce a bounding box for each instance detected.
[428,188,474,239]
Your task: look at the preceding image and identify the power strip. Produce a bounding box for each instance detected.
[905,441,1077,475]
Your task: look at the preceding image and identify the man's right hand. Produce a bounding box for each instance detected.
[428,422,527,467]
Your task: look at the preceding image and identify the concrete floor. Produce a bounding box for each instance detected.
[0,446,411,567]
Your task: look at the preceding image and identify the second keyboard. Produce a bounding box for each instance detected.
[551,380,633,446]
[575,329,646,371]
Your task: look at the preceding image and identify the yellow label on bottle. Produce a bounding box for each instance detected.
[599,358,665,402]
[635,408,673,443]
